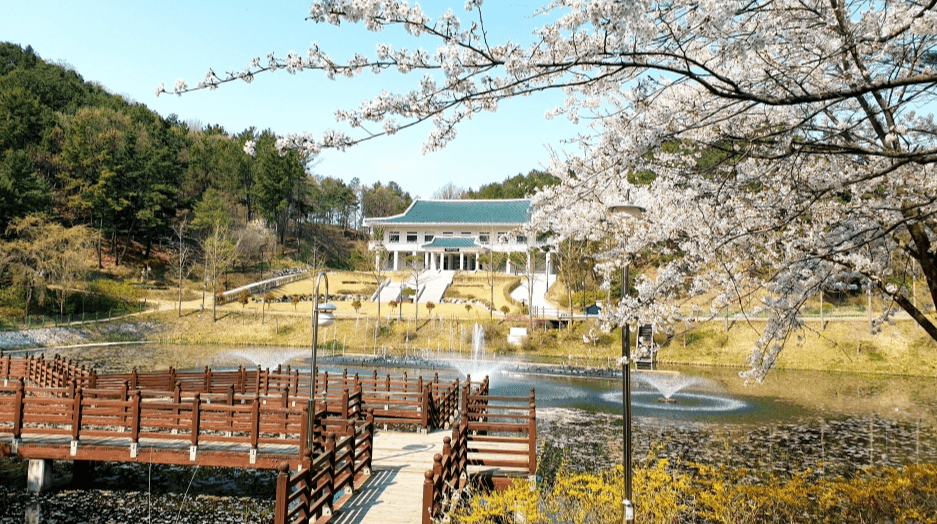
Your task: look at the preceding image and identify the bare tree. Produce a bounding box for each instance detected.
[431,182,466,200]
[405,254,425,322]
[509,246,539,330]
[362,226,389,328]
[479,237,506,320]
[237,221,275,278]
[167,215,195,318]
[192,189,240,322]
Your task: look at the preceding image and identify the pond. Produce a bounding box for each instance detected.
[210,348,936,474]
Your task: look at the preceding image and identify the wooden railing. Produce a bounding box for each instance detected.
[275,409,374,524]
[422,418,469,524]
[86,365,303,396]
[422,378,536,524]
[2,356,463,432]
[307,370,461,432]
[1,354,89,389]
[0,379,311,465]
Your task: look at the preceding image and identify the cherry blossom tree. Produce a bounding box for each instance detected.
[162,0,937,380]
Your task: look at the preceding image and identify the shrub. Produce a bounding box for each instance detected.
[89,279,143,305]
[454,463,937,524]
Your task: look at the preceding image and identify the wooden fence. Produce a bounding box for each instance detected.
[2,355,463,432]
[422,376,537,524]
[1,355,535,524]
[275,413,374,524]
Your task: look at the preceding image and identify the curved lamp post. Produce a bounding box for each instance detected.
[308,271,336,452]
[608,202,645,524]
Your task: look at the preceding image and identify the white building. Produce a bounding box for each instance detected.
[363,199,551,273]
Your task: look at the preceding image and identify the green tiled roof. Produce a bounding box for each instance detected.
[422,237,479,249]
[370,199,531,225]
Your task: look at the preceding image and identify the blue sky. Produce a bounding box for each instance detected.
[2,1,586,198]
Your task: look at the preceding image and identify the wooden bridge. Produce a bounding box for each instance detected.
[0,354,536,524]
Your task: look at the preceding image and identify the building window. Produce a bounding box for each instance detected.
[497,232,508,243]
[389,231,400,243]
[516,235,527,244]
[478,234,489,244]
[443,231,453,236]
[406,231,418,243]
[424,233,435,243]
[461,231,472,236]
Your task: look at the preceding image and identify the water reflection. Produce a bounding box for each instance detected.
[211,346,937,425]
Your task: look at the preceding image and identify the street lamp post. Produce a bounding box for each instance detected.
[608,202,645,524]
[620,261,634,523]
[307,272,337,453]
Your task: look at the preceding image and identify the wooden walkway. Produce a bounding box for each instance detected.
[1,356,535,524]
[331,429,445,524]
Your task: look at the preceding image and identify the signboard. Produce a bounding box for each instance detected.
[444,248,459,252]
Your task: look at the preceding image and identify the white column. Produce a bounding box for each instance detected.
[459,252,465,270]
[375,253,380,272]
[424,252,429,269]
[546,252,552,275]
[526,251,532,273]
[506,257,512,274]
[393,251,399,271]
[27,459,54,492]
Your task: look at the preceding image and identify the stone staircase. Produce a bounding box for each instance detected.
[375,270,454,304]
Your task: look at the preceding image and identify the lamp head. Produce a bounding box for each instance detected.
[607,202,646,218]
[316,302,337,327]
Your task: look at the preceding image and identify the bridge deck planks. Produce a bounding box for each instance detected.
[327,429,529,524]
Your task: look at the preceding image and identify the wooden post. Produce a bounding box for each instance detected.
[12,380,24,439]
[250,395,261,450]
[227,385,236,433]
[131,390,142,444]
[341,389,350,421]
[422,470,436,524]
[173,384,182,430]
[71,387,83,441]
[365,408,375,472]
[274,462,290,524]
[421,382,430,431]
[120,381,129,426]
[191,392,201,448]
[301,449,314,521]
[326,433,337,505]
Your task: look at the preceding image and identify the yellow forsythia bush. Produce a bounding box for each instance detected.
[453,459,688,524]
[453,462,937,524]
